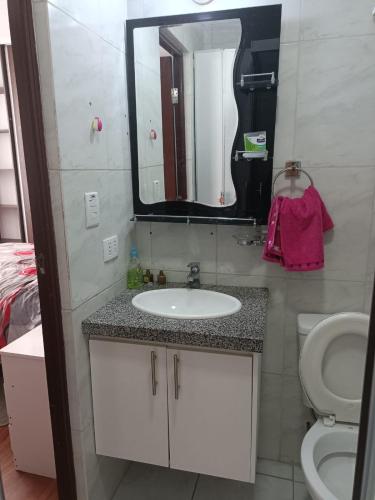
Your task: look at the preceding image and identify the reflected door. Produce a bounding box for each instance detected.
[194,49,237,206]
[160,56,177,200]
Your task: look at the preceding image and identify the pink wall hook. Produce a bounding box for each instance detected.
[149,128,157,140]
[92,116,103,132]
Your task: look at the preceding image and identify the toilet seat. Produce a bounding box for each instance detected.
[299,312,369,424]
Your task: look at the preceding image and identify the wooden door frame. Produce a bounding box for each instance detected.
[159,32,187,200]
[6,1,77,499]
[353,279,375,499]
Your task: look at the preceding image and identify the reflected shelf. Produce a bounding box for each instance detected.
[236,71,278,92]
[234,150,268,162]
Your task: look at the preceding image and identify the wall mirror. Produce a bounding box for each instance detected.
[126,6,281,225]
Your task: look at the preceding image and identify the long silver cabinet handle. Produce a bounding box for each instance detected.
[151,351,157,396]
[174,354,180,400]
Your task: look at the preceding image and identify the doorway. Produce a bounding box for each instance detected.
[0,1,76,499]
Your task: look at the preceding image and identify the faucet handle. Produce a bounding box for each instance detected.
[187,262,200,271]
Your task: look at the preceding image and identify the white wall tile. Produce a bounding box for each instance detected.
[132,0,301,44]
[135,221,152,268]
[32,1,61,171]
[48,0,126,51]
[363,280,374,314]
[258,373,283,460]
[295,36,375,167]
[217,225,285,277]
[48,170,72,309]
[301,0,375,40]
[127,0,145,20]
[273,43,299,169]
[101,45,130,170]
[151,223,217,273]
[61,169,133,308]
[71,428,89,500]
[158,270,217,285]
[280,375,311,463]
[48,4,128,171]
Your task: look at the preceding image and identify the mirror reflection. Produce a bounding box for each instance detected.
[134,19,241,206]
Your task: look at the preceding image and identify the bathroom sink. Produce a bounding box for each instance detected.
[132,288,242,319]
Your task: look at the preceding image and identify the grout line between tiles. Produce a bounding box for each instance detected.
[111,461,134,499]
[257,471,293,482]
[191,474,200,499]
[292,462,295,500]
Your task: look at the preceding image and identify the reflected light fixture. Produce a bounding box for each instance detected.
[193,0,214,4]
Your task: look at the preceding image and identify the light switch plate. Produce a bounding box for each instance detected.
[103,235,118,262]
[85,192,100,228]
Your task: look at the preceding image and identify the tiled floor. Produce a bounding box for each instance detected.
[112,459,311,500]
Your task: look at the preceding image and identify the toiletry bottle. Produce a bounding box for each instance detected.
[127,245,142,289]
[143,269,151,285]
[157,270,166,287]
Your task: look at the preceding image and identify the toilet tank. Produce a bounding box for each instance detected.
[297,313,331,408]
[297,313,331,350]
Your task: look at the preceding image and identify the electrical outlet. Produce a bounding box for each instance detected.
[103,235,118,262]
[85,192,100,228]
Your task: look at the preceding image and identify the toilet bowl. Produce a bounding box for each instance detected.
[298,312,369,500]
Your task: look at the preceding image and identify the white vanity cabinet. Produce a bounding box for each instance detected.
[90,339,260,483]
[90,340,169,466]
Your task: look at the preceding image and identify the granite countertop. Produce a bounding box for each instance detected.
[82,284,268,353]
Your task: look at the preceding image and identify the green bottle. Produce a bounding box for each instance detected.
[127,245,143,289]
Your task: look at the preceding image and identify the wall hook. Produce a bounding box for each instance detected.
[92,117,103,132]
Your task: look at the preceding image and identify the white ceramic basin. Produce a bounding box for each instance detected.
[132,288,242,319]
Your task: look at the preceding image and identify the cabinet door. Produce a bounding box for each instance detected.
[167,348,253,482]
[90,339,169,466]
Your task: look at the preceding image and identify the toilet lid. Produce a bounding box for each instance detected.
[299,312,369,424]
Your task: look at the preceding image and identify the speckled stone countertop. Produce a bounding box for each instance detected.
[82,284,268,353]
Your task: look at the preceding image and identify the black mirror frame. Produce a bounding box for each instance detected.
[126,5,281,226]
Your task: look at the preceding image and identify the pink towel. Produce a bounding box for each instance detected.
[263,186,333,271]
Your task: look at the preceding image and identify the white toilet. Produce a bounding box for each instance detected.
[298,312,370,500]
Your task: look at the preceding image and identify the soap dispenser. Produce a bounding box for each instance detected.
[127,245,143,289]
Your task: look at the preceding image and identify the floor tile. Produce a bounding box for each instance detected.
[293,464,305,483]
[193,473,293,500]
[113,462,197,500]
[294,481,312,500]
[257,459,293,480]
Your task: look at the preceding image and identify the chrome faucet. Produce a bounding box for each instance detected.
[187,262,200,288]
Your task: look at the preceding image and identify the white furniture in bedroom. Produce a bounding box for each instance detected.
[0,46,28,242]
[0,325,56,478]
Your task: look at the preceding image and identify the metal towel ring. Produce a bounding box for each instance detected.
[272,161,314,197]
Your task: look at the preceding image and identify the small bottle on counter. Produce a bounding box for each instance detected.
[143,269,154,286]
[143,269,151,285]
[157,270,166,286]
[127,245,143,289]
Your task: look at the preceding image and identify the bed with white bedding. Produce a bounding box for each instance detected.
[0,243,40,348]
